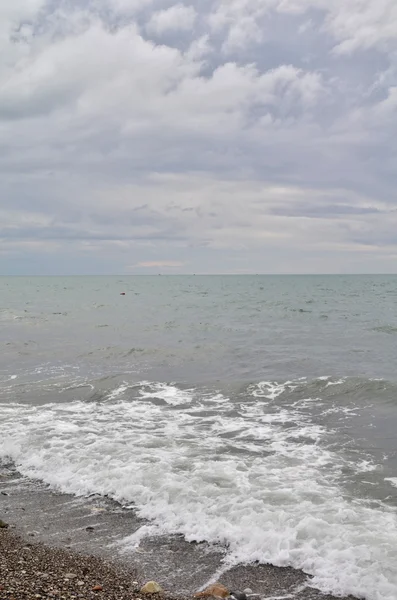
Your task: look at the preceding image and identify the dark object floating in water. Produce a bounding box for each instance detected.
[120,292,126,295]
[86,526,95,532]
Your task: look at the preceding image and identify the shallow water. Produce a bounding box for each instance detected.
[1,275,397,600]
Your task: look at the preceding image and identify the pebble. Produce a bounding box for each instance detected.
[230,593,247,600]
[194,583,230,598]
[141,581,163,594]
[0,519,9,528]
[1,528,264,600]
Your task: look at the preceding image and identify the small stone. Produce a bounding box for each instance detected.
[231,593,247,600]
[86,526,95,531]
[141,581,163,594]
[77,581,84,586]
[243,590,253,596]
[194,584,230,599]
[65,573,77,579]
[0,519,9,528]
[1,491,8,495]
[92,584,103,592]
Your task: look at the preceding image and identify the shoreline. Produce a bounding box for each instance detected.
[0,471,357,600]
[0,527,355,600]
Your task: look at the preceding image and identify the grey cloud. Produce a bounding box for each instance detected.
[0,225,188,243]
[1,0,397,274]
[270,204,382,219]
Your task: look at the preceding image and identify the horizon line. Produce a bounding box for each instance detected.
[1,273,397,277]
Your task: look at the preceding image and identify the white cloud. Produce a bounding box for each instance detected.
[324,0,397,55]
[0,1,45,28]
[107,0,158,16]
[0,0,397,274]
[209,0,397,54]
[0,20,202,121]
[146,4,197,35]
[208,0,273,52]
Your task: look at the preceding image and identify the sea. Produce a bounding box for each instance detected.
[1,275,397,600]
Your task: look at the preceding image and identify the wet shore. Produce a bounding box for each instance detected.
[0,470,356,600]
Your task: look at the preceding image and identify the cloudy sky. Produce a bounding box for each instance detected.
[1,0,397,275]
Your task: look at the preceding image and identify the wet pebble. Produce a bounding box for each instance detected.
[230,593,247,600]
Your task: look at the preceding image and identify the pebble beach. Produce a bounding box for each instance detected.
[0,523,355,600]
[0,527,167,600]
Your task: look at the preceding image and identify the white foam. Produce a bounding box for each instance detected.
[115,524,160,551]
[385,478,397,488]
[138,382,196,405]
[356,460,378,472]
[325,379,345,387]
[107,383,129,400]
[0,380,396,600]
[250,381,302,400]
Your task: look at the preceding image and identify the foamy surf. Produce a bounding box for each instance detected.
[0,379,397,600]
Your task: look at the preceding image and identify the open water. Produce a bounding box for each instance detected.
[1,275,397,600]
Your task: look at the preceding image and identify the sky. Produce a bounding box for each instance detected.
[1,0,397,275]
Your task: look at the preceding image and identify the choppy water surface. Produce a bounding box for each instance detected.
[1,275,397,600]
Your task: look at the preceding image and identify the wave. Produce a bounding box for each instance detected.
[0,378,397,600]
